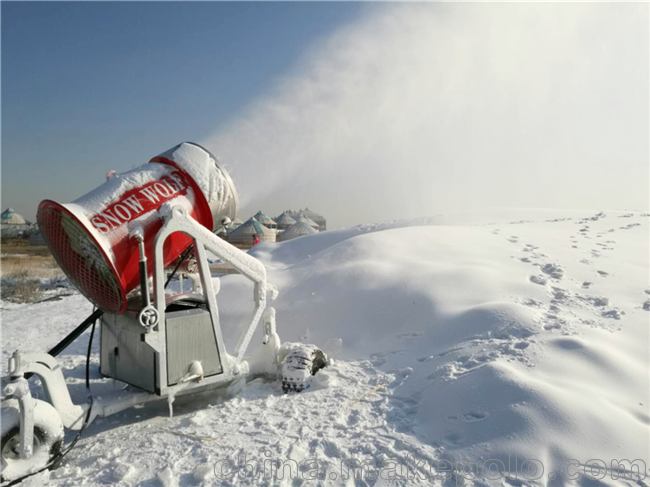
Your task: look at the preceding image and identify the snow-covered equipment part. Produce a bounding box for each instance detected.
[280,345,328,393]
[37,142,238,314]
[278,221,318,242]
[1,143,326,482]
[229,216,244,229]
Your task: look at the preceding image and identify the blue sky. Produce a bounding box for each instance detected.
[2,2,369,222]
[2,3,647,227]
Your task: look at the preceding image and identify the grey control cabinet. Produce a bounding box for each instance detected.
[100,312,157,392]
[100,307,223,393]
[165,308,222,386]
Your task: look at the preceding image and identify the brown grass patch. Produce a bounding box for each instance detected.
[1,279,41,303]
[1,243,65,303]
[1,254,63,280]
[1,242,53,257]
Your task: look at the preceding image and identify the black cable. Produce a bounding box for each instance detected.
[85,311,97,390]
[50,397,93,469]
[164,244,194,289]
[24,309,103,381]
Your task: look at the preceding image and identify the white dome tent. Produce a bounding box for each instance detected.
[1,207,32,238]
[253,211,277,230]
[275,212,297,231]
[278,221,318,242]
[299,208,326,231]
[227,217,276,244]
[1,208,27,225]
[295,215,319,231]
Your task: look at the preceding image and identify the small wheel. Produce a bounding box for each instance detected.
[1,400,64,482]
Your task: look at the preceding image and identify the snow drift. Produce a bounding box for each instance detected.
[1,209,648,485]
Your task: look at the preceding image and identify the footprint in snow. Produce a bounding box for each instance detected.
[597,270,608,277]
[577,295,609,307]
[523,298,544,308]
[461,411,489,423]
[529,275,548,286]
[446,411,489,423]
[620,223,641,230]
[602,309,622,320]
[544,321,563,331]
[442,431,464,446]
[582,281,592,289]
[541,263,564,279]
[643,301,650,311]
[437,346,464,357]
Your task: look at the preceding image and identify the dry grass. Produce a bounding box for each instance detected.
[1,242,65,303]
[1,239,53,257]
[1,279,41,303]
[1,254,64,280]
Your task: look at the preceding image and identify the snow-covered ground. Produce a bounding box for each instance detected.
[1,209,648,486]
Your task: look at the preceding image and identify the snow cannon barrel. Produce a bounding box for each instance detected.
[37,142,238,314]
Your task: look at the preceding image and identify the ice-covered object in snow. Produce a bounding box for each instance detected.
[281,344,328,393]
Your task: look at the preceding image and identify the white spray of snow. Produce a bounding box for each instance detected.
[203,3,648,227]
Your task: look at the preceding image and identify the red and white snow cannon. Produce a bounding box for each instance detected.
[0,142,327,481]
[38,142,239,314]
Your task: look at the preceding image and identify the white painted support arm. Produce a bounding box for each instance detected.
[154,205,268,360]
[7,351,89,430]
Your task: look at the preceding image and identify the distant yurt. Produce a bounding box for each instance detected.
[1,208,27,225]
[296,215,319,231]
[253,211,277,230]
[275,212,297,231]
[1,208,30,238]
[278,221,318,242]
[299,208,327,231]
[227,217,276,244]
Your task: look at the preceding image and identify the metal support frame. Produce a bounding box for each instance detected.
[3,378,34,459]
[1,203,283,462]
[6,351,89,431]
[153,204,269,362]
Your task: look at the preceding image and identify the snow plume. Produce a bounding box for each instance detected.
[203,3,648,227]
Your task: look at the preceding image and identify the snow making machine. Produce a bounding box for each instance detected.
[0,142,327,481]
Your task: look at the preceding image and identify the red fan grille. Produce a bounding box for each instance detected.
[38,201,126,313]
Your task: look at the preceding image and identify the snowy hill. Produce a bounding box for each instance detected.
[1,209,648,485]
